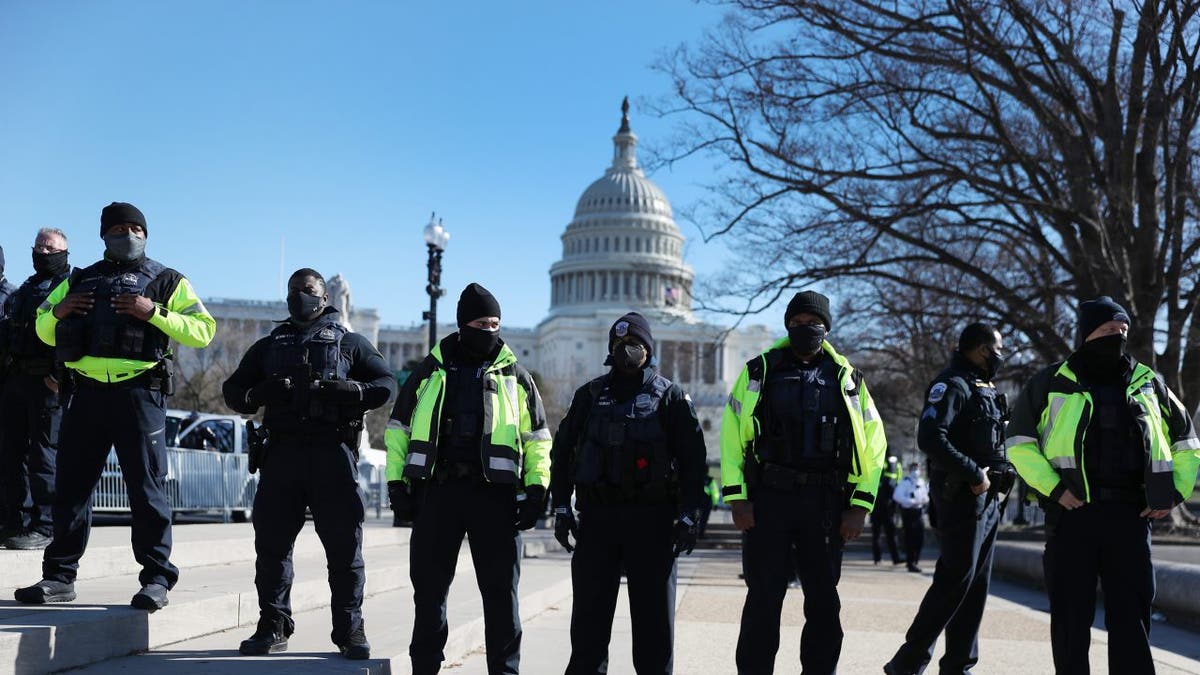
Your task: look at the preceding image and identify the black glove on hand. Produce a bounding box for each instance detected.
[515,485,546,531]
[553,505,578,552]
[313,379,363,402]
[389,481,414,524]
[248,377,293,406]
[672,509,701,557]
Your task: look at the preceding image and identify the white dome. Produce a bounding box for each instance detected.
[574,169,673,219]
[547,99,695,319]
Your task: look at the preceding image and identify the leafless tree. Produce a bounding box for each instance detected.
[657,0,1200,410]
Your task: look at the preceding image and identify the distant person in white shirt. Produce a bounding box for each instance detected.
[893,462,930,573]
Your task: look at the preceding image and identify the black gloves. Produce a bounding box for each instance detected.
[553,505,578,553]
[672,509,701,557]
[248,377,293,407]
[313,379,363,403]
[515,485,546,531]
[389,481,415,525]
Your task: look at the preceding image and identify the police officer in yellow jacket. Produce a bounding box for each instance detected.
[14,202,216,609]
[1007,296,1200,674]
[386,283,552,675]
[721,291,887,674]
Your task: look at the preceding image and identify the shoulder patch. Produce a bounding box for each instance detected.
[927,382,948,403]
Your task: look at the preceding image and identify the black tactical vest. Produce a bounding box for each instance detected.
[5,272,68,373]
[56,258,169,363]
[438,358,486,463]
[260,317,352,432]
[575,372,673,487]
[944,369,1008,465]
[756,352,848,471]
[1084,381,1142,490]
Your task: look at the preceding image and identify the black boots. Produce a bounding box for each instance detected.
[239,616,294,655]
[336,621,371,660]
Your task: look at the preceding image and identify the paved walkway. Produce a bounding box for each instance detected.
[448,546,1200,674]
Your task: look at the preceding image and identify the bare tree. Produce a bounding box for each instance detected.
[657,0,1200,408]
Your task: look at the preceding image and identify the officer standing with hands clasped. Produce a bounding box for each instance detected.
[0,228,72,550]
[386,283,553,675]
[15,202,215,609]
[1007,297,1200,674]
[886,322,1013,675]
[722,290,887,674]
[549,311,707,674]
[222,268,396,659]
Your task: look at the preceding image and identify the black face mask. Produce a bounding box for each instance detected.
[103,232,146,263]
[613,343,647,372]
[788,325,826,355]
[983,351,1004,380]
[1080,333,1127,364]
[287,292,324,323]
[32,250,69,277]
[459,326,500,358]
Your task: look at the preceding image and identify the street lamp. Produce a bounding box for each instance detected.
[422,212,450,352]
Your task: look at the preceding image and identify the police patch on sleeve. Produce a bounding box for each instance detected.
[927,382,948,403]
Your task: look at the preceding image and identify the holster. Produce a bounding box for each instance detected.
[246,420,269,474]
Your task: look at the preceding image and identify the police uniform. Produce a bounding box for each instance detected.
[886,351,1010,674]
[16,204,215,608]
[871,457,903,565]
[722,336,887,674]
[548,315,707,674]
[0,265,70,548]
[223,305,395,656]
[1007,305,1199,673]
[386,315,552,675]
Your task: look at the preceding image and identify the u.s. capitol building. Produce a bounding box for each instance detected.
[188,103,774,457]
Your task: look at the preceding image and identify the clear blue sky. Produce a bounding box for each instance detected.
[0,1,748,329]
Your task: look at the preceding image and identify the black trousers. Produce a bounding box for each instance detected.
[0,374,60,535]
[409,477,520,675]
[43,385,177,588]
[1044,501,1154,675]
[736,485,845,675]
[871,499,901,564]
[253,436,365,643]
[566,503,676,675]
[889,480,1000,674]
[900,507,925,565]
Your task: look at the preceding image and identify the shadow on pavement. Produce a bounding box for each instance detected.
[107,649,393,674]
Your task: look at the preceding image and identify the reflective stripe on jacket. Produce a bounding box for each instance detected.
[719,337,888,510]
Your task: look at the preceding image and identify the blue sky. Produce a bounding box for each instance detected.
[0,1,746,329]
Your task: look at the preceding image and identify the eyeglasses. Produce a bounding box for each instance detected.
[32,245,65,254]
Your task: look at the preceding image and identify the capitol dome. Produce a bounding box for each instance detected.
[548,99,695,318]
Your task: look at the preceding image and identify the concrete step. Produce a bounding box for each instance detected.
[0,526,413,675]
[64,542,573,674]
[0,517,411,588]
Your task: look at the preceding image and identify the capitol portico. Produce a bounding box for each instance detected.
[187,101,774,458]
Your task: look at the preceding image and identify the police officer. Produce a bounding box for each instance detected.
[386,283,552,675]
[722,290,887,674]
[222,267,396,659]
[14,202,215,609]
[1007,297,1199,674]
[0,228,72,549]
[549,311,707,674]
[0,243,18,538]
[871,455,903,566]
[893,461,929,573]
[885,322,1011,675]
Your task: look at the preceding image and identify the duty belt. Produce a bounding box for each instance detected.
[759,463,841,491]
[1092,485,1145,504]
[73,371,164,391]
[433,460,484,483]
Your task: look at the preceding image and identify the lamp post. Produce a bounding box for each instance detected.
[422,213,450,352]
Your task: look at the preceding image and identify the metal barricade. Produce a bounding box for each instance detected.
[92,447,259,523]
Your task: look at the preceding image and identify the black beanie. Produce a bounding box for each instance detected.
[100,202,147,237]
[457,283,501,326]
[609,311,654,355]
[785,290,832,331]
[1078,296,1130,346]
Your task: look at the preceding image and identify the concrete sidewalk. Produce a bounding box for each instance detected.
[448,547,1200,674]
